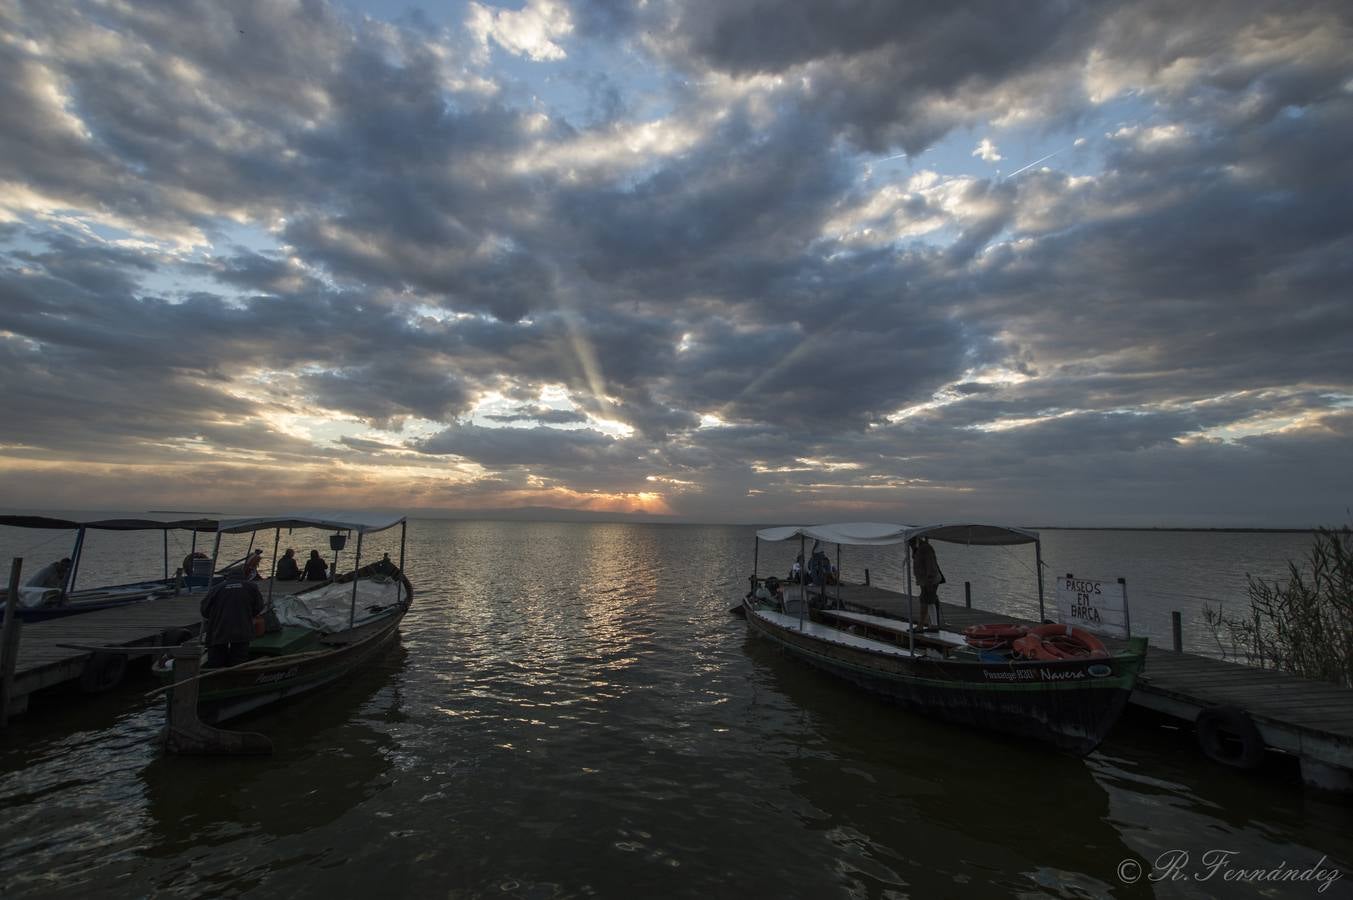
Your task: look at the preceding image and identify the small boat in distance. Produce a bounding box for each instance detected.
[153,513,413,755]
[740,523,1147,756]
[0,515,217,621]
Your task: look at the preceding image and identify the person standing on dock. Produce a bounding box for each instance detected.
[200,573,265,668]
[909,537,945,629]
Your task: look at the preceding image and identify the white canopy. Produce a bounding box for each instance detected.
[756,522,913,546]
[756,521,1038,546]
[216,513,406,536]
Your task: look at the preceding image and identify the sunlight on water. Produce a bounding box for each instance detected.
[0,520,1347,897]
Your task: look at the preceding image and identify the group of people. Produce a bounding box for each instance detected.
[181,548,331,583]
[196,548,332,669]
[789,547,838,586]
[273,548,331,582]
[759,536,946,628]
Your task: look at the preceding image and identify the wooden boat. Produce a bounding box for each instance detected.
[151,514,413,754]
[0,515,217,622]
[741,523,1147,756]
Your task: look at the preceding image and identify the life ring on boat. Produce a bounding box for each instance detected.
[79,651,128,694]
[1196,705,1266,770]
[1012,624,1109,660]
[962,623,1029,649]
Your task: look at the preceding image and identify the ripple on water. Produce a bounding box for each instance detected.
[1,522,1350,898]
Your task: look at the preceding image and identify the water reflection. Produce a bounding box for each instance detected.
[0,522,1346,899]
[740,635,1137,898]
[139,646,406,852]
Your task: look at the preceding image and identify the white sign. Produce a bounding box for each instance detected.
[1056,574,1129,638]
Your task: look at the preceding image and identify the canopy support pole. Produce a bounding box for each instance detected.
[66,527,86,597]
[349,532,364,628]
[208,531,223,589]
[835,544,841,607]
[905,546,915,655]
[798,534,806,630]
[1035,540,1046,622]
[396,522,407,606]
[267,528,280,606]
[163,529,169,581]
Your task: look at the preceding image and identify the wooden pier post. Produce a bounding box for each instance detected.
[964,581,972,608]
[1172,611,1183,653]
[1,558,24,727]
[163,643,272,755]
[864,568,870,586]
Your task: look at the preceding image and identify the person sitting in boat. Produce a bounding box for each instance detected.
[199,571,265,668]
[302,550,329,581]
[809,549,832,586]
[370,553,398,576]
[242,549,264,580]
[753,576,783,606]
[274,548,300,581]
[909,536,945,629]
[26,557,71,589]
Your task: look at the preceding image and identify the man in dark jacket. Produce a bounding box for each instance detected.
[909,536,945,629]
[200,574,265,667]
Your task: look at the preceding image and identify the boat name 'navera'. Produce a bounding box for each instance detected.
[254,666,300,685]
[981,667,1091,682]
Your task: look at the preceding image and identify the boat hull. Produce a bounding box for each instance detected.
[165,609,406,726]
[744,602,1142,756]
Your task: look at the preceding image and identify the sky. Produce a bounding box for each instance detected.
[0,0,1350,527]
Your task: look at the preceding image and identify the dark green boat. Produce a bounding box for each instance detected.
[741,523,1147,756]
[153,514,413,754]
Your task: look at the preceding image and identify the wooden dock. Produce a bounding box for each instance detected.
[813,581,1353,791]
[1,594,203,719]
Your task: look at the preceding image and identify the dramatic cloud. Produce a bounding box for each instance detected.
[0,0,1350,525]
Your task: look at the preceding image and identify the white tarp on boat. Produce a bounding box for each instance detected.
[272,578,403,631]
[16,586,60,608]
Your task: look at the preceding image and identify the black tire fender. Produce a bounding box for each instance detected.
[1196,705,1266,769]
[79,651,128,694]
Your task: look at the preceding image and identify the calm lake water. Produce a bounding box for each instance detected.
[1,520,1349,898]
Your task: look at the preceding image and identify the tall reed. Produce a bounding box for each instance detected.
[1204,525,1352,688]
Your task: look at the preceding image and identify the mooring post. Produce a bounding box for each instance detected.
[1,558,24,728]
[1172,610,1183,653]
[864,568,870,586]
[965,581,972,608]
[165,642,204,751]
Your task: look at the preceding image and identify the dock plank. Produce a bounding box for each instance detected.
[3,593,202,713]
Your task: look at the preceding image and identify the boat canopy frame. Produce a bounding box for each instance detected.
[0,515,221,597]
[751,521,1047,651]
[209,514,408,629]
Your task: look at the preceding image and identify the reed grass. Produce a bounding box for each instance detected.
[1204,525,1353,688]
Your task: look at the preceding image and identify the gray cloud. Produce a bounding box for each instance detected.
[0,0,1350,525]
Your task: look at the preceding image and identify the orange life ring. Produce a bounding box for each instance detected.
[962,623,1029,649]
[1014,623,1109,660]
